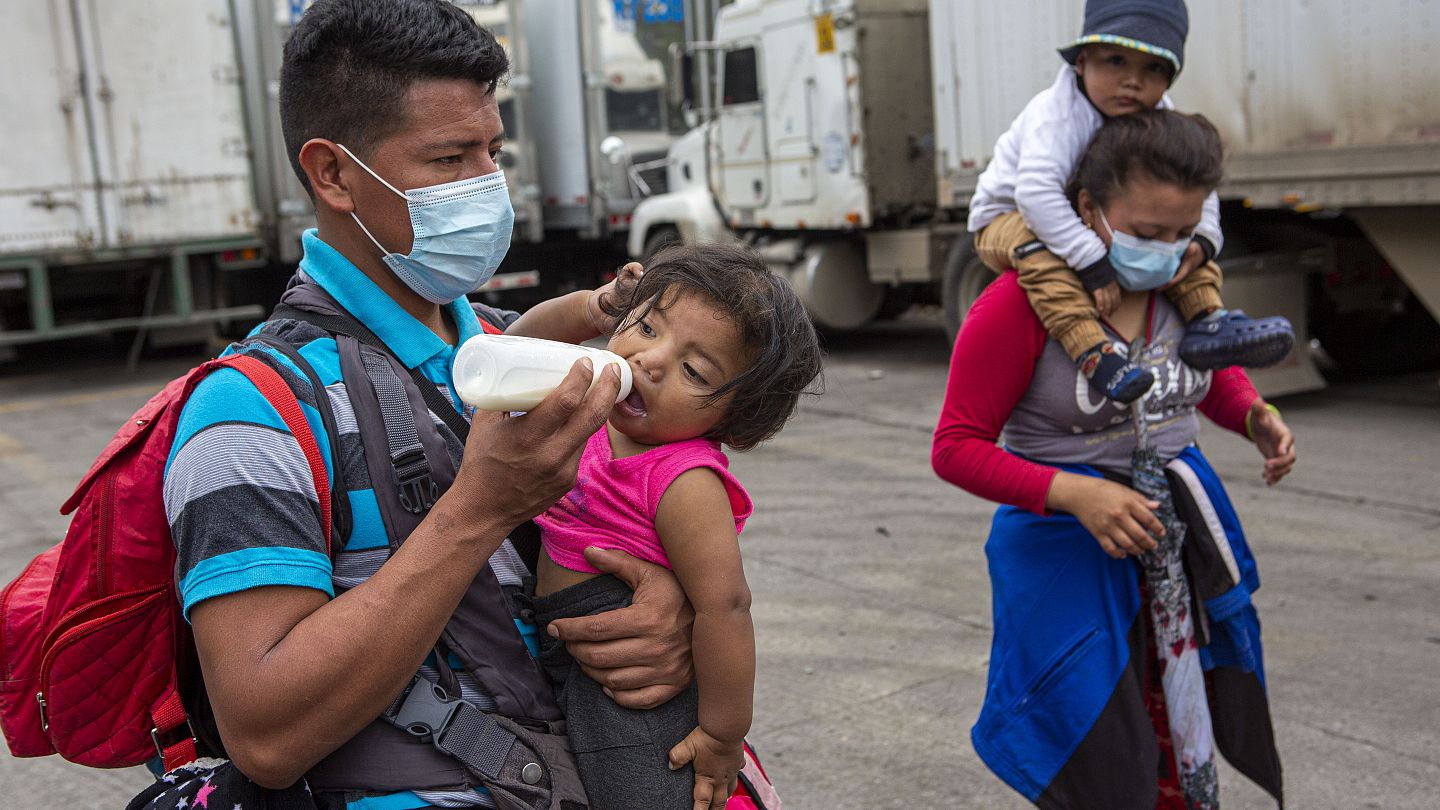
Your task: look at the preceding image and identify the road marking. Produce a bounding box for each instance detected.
[0,383,157,415]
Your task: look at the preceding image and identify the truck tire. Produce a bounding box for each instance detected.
[941,234,993,345]
[642,227,682,262]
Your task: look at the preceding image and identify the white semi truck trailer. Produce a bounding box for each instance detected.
[631,0,1440,395]
[0,0,676,354]
[0,0,284,355]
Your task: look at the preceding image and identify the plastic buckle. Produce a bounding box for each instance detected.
[393,678,463,743]
[392,449,438,514]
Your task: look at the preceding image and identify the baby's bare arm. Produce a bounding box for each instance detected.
[505,262,643,343]
[656,468,755,745]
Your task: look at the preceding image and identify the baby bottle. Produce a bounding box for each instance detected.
[452,334,633,411]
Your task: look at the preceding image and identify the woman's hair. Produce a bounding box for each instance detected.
[611,243,824,451]
[1066,109,1225,208]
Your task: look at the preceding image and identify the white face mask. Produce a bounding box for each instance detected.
[1098,209,1189,291]
[339,144,514,304]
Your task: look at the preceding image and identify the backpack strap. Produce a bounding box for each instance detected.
[244,333,353,547]
[270,302,472,441]
[155,352,335,771]
[269,298,543,569]
[221,353,333,555]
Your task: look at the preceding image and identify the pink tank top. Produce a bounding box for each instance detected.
[535,428,753,573]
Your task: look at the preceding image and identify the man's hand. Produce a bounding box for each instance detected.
[1163,241,1206,291]
[1091,281,1121,318]
[586,262,645,335]
[546,546,694,709]
[453,359,620,529]
[1248,400,1296,486]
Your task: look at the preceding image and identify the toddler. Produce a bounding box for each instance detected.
[967,0,1293,403]
[508,244,823,810]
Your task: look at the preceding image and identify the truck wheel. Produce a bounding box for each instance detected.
[941,235,993,345]
[642,227,682,262]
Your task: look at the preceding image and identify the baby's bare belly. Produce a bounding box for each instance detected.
[535,548,604,597]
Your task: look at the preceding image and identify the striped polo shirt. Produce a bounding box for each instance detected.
[164,229,526,809]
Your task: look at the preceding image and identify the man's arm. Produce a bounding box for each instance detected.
[191,361,620,788]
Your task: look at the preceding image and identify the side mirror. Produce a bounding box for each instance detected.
[668,42,694,109]
[599,135,628,166]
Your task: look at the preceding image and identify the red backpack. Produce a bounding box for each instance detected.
[0,352,331,772]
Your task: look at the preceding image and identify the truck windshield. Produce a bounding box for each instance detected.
[605,88,664,132]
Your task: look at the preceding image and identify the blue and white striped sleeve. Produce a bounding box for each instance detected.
[163,366,333,620]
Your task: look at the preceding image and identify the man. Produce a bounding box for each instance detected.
[154,1,693,807]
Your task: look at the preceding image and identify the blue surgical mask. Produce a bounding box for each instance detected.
[1098,209,1189,291]
[339,144,514,304]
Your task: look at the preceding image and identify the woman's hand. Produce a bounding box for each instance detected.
[1248,400,1296,485]
[1046,472,1163,559]
[544,546,695,709]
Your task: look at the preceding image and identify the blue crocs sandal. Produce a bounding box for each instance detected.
[1082,345,1155,404]
[1180,309,1295,370]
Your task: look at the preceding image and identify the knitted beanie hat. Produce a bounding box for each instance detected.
[1058,0,1189,77]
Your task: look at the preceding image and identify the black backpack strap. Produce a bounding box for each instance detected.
[270,302,471,441]
[241,332,353,550]
[269,300,542,570]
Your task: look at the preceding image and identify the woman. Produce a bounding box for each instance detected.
[933,110,1294,809]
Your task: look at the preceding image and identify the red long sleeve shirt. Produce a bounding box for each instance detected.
[931,273,1259,514]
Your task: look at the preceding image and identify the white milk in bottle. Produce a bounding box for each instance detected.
[453,334,633,411]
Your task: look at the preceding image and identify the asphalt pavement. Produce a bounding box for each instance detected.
[0,313,1436,809]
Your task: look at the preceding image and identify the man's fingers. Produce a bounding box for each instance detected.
[581,545,648,590]
[516,358,595,435]
[608,682,685,711]
[547,607,642,644]
[577,661,667,692]
[692,781,715,810]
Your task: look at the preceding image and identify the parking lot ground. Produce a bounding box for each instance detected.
[1,315,1437,809]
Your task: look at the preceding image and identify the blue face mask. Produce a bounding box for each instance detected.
[339,144,514,304]
[1098,209,1189,291]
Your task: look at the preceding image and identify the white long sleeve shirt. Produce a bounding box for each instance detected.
[967,66,1223,274]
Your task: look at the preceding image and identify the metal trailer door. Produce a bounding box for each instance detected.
[0,0,104,254]
[74,0,259,248]
[715,42,770,214]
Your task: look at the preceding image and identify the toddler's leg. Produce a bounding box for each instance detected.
[1170,260,1296,370]
[1000,216,1154,403]
[533,576,700,810]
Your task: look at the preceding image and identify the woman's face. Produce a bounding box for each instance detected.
[1078,173,1207,246]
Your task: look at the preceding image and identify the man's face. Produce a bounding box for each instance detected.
[343,78,505,255]
[1075,44,1172,118]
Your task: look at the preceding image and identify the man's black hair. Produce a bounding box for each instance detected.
[279,0,509,196]
[613,244,825,452]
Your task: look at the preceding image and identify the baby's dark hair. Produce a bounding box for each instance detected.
[1066,109,1224,208]
[612,243,823,451]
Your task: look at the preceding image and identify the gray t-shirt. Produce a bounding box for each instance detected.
[1002,298,1211,471]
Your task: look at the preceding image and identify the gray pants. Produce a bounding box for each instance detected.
[531,575,701,810]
